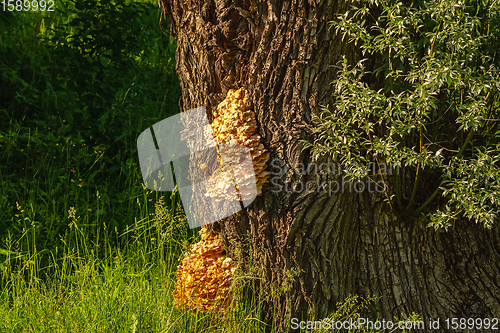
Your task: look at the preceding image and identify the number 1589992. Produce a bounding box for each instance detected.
[2,0,54,11]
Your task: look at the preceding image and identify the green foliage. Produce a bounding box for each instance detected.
[0,0,181,250]
[306,0,500,229]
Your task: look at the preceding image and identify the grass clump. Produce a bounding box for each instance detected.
[0,196,272,332]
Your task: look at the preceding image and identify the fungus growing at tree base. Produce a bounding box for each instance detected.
[172,228,235,312]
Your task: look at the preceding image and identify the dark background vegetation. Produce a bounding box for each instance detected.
[0,0,181,252]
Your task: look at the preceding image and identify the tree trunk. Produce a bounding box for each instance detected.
[159,0,500,331]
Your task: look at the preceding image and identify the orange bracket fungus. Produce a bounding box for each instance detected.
[204,88,270,201]
[173,228,235,312]
[173,89,269,312]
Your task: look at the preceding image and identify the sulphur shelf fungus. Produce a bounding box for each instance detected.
[172,228,236,312]
[204,88,270,201]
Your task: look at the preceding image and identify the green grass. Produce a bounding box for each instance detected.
[0,194,272,333]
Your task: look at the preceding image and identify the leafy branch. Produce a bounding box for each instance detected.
[305,0,500,229]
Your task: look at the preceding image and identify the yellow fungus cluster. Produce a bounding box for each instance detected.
[204,88,270,201]
[172,228,235,312]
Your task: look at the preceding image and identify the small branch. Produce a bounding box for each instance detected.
[395,166,404,211]
[405,126,423,212]
[413,129,475,215]
[404,163,419,213]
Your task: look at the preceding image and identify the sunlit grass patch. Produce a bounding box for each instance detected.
[0,193,273,333]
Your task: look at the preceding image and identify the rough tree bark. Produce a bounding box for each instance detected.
[159,0,500,332]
